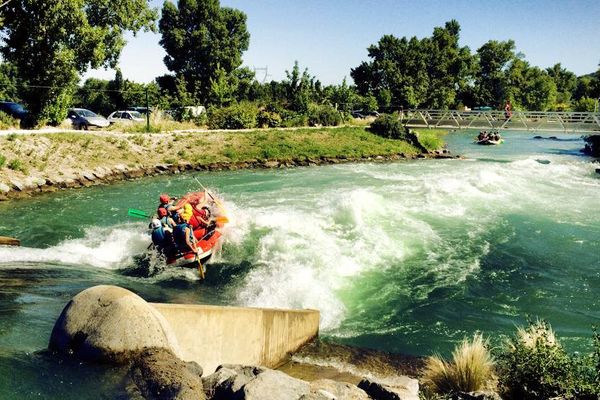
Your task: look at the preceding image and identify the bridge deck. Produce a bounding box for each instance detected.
[400,110,600,133]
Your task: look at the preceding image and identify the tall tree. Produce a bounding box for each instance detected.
[0,0,157,125]
[351,21,473,110]
[282,61,319,113]
[424,20,474,109]
[474,40,516,108]
[519,66,557,111]
[159,0,250,104]
[0,62,19,101]
[546,63,577,106]
[73,78,113,116]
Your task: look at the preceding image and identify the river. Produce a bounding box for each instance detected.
[0,130,599,398]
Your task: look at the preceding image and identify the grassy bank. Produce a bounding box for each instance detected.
[0,127,447,185]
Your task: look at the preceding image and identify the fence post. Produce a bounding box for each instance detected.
[145,87,150,132]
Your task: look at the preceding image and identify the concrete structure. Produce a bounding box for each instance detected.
[151,303,320,373]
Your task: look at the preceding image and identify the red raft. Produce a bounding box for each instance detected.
[164,191,228,274]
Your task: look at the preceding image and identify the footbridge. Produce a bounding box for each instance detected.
[400,109,600,133]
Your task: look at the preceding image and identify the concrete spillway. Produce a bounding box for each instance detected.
[49,285,320,373]
[151,303,320,373]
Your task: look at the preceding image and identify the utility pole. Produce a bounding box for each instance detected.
[253,66,271,83]
[145,87,150,132]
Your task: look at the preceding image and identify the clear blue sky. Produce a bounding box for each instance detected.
[85,0,600,85]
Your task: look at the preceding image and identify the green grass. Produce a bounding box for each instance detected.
[196,126,423,164]
[0,126,448,180]
[414,128,448,151]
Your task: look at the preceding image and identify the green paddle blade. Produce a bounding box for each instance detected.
[127,208,150,218]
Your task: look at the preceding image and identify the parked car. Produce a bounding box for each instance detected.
[0,101,29,119]
[127,106,151,115]
[351,110,379,118]
[67,108,110,130]
[107,110,145,124]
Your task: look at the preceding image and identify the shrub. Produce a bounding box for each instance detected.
[0,154,5,168]
[574,97,597,112]
[280,111,308,128]
[496,320,598,399]
[8,159,28,174]
[0,111,19,129]
[257,109,282,128]
[369,113,407,139]
[422,334,496,396]
[307,103,343,126]
[208,103,258,130]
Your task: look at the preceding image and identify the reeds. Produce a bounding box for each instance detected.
[422,333,496,395]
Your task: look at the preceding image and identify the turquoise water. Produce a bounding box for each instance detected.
[0,130,599,398]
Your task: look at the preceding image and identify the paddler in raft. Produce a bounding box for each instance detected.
[157,193,183,217]
[172,210,201,257]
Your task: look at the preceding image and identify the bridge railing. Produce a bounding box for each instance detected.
[399,109,600,133]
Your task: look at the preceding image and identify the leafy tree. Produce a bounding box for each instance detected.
[0,62,19,101]
[474,40,516,108]
[519,66,557,111]
[108,69,126,111]
[351,21,473,110]
[0,0,157,125]
[159,0,250,104]
[352,34,429,109]
[546,63,577,106]
[574,97,597,112]
[424,20,474,109]
[74,78,113,116]
[324,78,357,113]
[282,61,318,113]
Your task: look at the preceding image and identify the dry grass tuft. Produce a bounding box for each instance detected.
[514,319,557,349]
[422,334,496,396]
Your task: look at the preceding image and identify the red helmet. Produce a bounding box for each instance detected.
[159,194,170,204]
[157,208,167,217]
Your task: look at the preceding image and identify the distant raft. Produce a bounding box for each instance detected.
[475,138,504,145]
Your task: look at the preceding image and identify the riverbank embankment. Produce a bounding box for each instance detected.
[0,126,452,200]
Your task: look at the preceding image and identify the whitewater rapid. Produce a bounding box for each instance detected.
[1,151,598,337]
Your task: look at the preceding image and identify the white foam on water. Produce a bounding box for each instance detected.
[0,223,149,269]
[229,155,599,334]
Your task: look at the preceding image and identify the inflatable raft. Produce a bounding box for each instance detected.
[476,138,503,145]
[161,190,228,277]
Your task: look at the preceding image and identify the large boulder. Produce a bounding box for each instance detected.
[202,365,267,400]
[202,364,310,400]
[358,376,419,400]
[301,379,370,400]
[583,134,600,157]
[49,285,180,363]
[239,369,310,400]
[129,347,205,400]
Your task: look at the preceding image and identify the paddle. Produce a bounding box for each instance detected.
[128,208,150,219]
[0,236,20,246]
[194,178,230,224]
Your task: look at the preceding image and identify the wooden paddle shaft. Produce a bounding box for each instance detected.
[0,236,20,246]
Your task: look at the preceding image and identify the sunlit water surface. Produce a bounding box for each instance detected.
[0,131,598,398]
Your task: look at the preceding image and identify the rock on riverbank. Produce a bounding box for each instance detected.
[49,285,422,399]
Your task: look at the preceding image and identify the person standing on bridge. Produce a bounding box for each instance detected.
[504,101,512,119]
